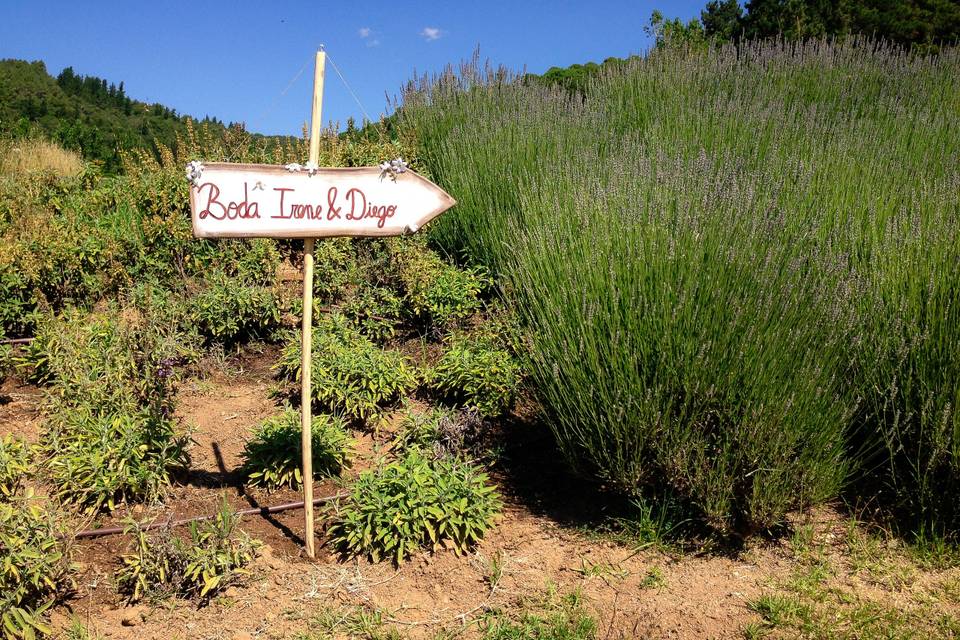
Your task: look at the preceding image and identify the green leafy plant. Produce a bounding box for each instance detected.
[187,272,280,344]
[0,489,72,640]
[117,498,259,604]
[388,239,487,330]
[24,306,196,415]
[429,333,520,417]
[0,436,32,501]
[0,337,12,383]
[392,404,458,451]
[310,238,360,302]
[46,407,189,514]
[328,449,501,564]
[0,268,38,337]
[240,408,352,490]
[23,308,194,513]
[341,282,403,343]
[275,315,417,423]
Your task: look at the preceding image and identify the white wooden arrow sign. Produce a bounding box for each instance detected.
[187,161,456,239]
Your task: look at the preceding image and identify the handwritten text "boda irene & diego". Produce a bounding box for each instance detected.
[196,182,398,228]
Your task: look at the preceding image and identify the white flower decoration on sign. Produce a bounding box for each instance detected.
[379,157,408,182]
[185,160,205,186]
[285,162,320,176]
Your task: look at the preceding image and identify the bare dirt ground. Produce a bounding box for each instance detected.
[3,348,958,640]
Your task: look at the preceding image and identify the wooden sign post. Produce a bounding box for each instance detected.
[186,50,455,558]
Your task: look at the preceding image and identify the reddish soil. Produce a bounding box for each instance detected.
[3,346,953,640]
[0,376,44,442]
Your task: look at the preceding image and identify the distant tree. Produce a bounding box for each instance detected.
[691,0,960,49]
[646,10,708,48]
[742,0,853,40]
[702,0,745,41]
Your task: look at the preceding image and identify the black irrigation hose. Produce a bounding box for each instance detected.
[70,491,349,539]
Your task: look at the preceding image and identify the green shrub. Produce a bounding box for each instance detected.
[118,499,258,603]
[341,283,403,343]
[16,328,52,386]
[240,408,351,490]
[328,449,501,564]
[220,239,281,287]
[392,404,457,451]
[0,435,32,501]
[27,306,193,513]
[429,333,520,417]
[0,490,72,640]
[123,280,195,336]
[0,268,38,338]
[311,238,359,302]
[188,273,280,344]
[46,407,188,514]
[392,403,485,459]
[275,315,417,423]
[0,162,281,333]
[388,239,487,330]
[24,306,197,415]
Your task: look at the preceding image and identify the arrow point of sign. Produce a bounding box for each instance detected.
[400,169,456,230]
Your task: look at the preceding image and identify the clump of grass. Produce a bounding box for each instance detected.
[908,526,960,571]
[240,408,352,491]
[0,138,83,177]
[303,605,402,640]
[748,571,960,639]
[598,492,693,553]
[402,40,960,536]
[479,586,597,640]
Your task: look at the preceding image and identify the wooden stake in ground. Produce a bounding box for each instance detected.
[185,47,455,559]
[301,49,326,559]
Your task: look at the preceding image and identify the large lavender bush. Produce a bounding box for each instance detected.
[402,40,960,535]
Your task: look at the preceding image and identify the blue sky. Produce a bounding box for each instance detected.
[0,1,705,136]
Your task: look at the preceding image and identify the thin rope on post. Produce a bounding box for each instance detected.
[326,53,374,125]
[253,53,313,132]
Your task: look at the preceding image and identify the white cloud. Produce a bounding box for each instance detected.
[358,27,379,46]
[420,26,443,41]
